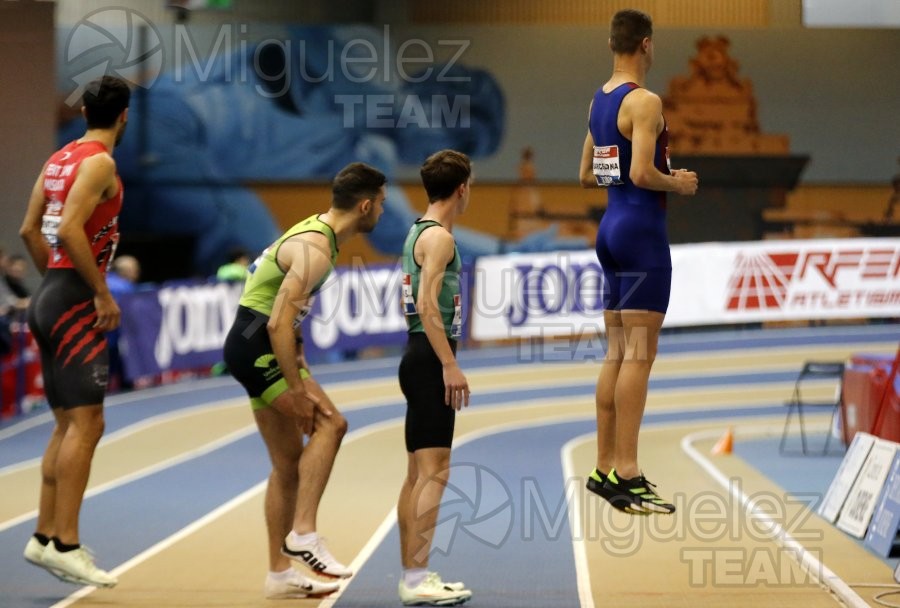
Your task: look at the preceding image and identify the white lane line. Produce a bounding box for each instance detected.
[0,400,246,478]
[0,377,241,442]
[48,479,269,608]
[561,433,597,608]
[681,426,869,608]
[45,415,412,608]
[0,424,257,534]
[0,395,791,530]
[320,410,598,607]
[4,325,893,443]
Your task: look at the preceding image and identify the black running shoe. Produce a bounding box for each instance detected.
[585,468,632,512]
[602,469,676,515]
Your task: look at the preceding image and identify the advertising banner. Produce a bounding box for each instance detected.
[471,238,900,340]
[117,261,463,377]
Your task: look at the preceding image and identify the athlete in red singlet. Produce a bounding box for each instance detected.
[18,75,130,588]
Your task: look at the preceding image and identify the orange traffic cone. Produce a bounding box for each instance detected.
[711,427,734,455]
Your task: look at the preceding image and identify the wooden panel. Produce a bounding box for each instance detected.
[253,181,887,267]
[656,0,769,27]
[786,186,893,222]
[252,182,603,265]
[412,0,770,27]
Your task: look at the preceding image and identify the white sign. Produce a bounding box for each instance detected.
[837,439,899,538]
[819,432,877,523]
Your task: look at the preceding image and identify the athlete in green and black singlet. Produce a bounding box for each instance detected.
[225,214,337,410]
[222,163,387,596]
[401,219,462,340]
[395,150,474,605]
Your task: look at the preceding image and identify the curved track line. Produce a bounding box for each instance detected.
[0,424,257,534]
[319,410,598,607]
[681,427,868,608]
[561,432,597,608]
[45,415,414,608]
[0,399,246,478]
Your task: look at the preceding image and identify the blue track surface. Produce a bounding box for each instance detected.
[0,324,896,607]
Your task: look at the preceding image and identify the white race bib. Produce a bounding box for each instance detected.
[402,273,417,315]
[41,214,61,246]
[450,294,462,338]
[592,145,623,187]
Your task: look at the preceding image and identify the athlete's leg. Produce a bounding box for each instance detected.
[53,404,105,544]
[254,404,302,572]
[612,309,664,479]
[595,309,624,474]
[35,407,68,538]
[404,447,451,569]
[287,375,347,534]
[397,452,417,566]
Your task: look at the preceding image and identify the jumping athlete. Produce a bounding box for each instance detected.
[19,75,130,587]
[578,9,699,515]
[223,162,385,599]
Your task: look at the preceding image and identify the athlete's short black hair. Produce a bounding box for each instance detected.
[420,150,472,203]
[610,9,653,55]
[82,76,131,129]
[332,162,387,210]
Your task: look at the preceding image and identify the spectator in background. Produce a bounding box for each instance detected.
[0,249,15,356]
[106,255,141,295]
[216,248,251,282]
[0,247,31,315]
[106,255,141,391]
[5,254,32,300]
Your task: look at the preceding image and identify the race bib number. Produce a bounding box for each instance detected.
[41,214,61,246]
[292,295,314,329]
[402,273,417,315]
[592,145,623,187]
[450,294,462,338]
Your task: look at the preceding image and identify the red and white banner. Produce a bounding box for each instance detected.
[471,239,900,340]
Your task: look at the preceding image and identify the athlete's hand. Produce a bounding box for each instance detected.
[671,169,699,196]
[93,290,121,331]
[443,362,470,411]
[290,386,322,436]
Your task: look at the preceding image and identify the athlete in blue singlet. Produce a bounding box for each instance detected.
[578,9,698,515]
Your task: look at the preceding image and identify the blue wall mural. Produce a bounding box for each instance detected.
[58,24,585,274]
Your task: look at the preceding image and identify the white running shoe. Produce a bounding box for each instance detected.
[41,543,118,588]
[23,537,45,566]
[24,538,81,584]
[398,572,472,606]
[429,572,465,592]
[281,535,352,579]
[264,570,340,599]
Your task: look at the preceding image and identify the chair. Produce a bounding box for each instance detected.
[779,361,845,455]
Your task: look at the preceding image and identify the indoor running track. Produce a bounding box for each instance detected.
[0,324,898,608]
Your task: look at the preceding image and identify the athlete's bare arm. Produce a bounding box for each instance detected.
[269,232,333,434]
[415,227,470,410]
[579,101,599,188]
[627,90,698,195]
[57,153,121,330]
[19,163,50,274]
[579,131,598,188]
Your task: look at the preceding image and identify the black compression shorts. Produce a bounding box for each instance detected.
[223,305,309,410]
[399,332,458,453]
[27,269,109,409]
